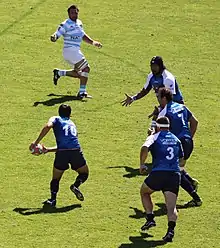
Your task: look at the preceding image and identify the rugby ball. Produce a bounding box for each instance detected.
[31,144,43,155]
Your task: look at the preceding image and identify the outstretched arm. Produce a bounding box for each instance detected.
[83,33,102,48]
[121,87,151,107]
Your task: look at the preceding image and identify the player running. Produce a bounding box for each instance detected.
[121,56,184,106]
[29,104,89,207]
[50,5,102,99]
[157,88,202,207]
[140,116,183,242]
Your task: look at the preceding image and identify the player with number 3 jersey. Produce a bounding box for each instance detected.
[140,116,183,242]
[29,104,89,207]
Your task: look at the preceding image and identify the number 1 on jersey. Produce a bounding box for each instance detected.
[178,113,186,126]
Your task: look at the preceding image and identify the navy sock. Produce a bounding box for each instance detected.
[73,173,88,188]
[181,173,201,201]
[191,192,201,202]
[50,179,60,200]
[146,213,154,222]
[168,221,176,231]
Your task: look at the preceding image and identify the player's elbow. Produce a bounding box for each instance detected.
[192,118,198,129]
[140,146,148,154]
[190,115,198,127]
[45,123,53,130]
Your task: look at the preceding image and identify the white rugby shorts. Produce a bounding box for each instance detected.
[63,47,85,67]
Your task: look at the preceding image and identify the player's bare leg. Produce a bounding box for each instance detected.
[77,66,92,99]
[70,164,89,201]
[43,167,65,207]
[53,69,80,85]
[140,183,156,230]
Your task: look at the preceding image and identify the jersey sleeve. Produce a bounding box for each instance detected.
[164,77,176,94]
[54,20,68,38]
[142,135,155,148]
[143,73,153,92]
[48,116,57,126]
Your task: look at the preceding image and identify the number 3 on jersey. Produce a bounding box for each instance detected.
[63,125,77,136]
[166,147,174,160]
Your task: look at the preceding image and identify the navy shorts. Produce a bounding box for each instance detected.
[54,150,87,171]
[144,171,181,196]
[180,138,193,160]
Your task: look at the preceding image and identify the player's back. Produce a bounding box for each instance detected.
[149,131,182,172]
[159,101,192,139]
[162,70,183,103]
[51,116,80,149]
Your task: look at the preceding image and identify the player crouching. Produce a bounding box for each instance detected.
[29,104,89,207]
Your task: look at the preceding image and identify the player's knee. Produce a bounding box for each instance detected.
[84,65,90,73]
[80,65,90,77]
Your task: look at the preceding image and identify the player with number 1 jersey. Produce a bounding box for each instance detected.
[157,88,202,207]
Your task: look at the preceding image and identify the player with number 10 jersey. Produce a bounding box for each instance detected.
[29,104,89,207]
[49,116,80,150]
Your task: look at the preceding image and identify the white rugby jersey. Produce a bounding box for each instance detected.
[55,19,85,48]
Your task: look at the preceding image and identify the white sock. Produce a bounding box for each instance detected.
[58,70,66,77]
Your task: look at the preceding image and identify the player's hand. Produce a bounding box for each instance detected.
[140,164,148,174]
[41,144,49,154]
[29,142,36,152]
[121,93,133,107]
[50,34,57,42]
[148,106,159,119]
[93,41,102,48]
[147,128,155,136]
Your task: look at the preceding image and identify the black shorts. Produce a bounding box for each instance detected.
[144,171,181,196]
[54,150,87,171]
[180,138,193,160]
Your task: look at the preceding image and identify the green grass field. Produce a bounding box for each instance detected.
[0,0,220,247]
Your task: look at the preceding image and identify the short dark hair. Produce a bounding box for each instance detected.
[156,116,170,126]
[67,4,79,13]
[58,104,71,118]
[158,87,173,102]
[150,56,166,72]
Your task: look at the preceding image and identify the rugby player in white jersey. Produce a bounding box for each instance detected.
[50,5,102,99]
[121,56,184,106]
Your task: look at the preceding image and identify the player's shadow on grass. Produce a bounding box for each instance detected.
[33,93,86,107]
[119,233,166,248]
[13,203,81,215]
[107,164,152,178]
[129,203,167,219]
